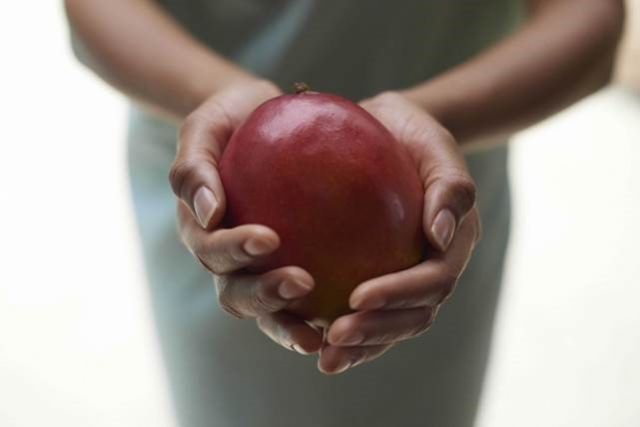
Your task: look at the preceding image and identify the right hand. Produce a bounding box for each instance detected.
[169,80,324,355]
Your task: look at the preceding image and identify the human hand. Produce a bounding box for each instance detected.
[318,92,481,374]
[169,80,324,355]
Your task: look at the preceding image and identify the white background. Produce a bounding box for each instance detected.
[1,3,639,427]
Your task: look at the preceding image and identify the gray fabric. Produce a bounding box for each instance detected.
[127,1,521,426]
[158,0,523,99]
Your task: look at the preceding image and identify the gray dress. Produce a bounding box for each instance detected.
[127,1,522,426]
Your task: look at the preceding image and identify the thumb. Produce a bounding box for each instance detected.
[424,170,477,252]
[358,92,477,253]
[420,130,477,252]
[169,80,282,229]
[169,102,231,229]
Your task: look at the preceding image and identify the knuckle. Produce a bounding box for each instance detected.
[206,255,234,275]
[448,175,477,212]
[424,169,478,216]
[204,230,252,274]
[169,156,214,202]
[220,303,244,319]
[252,286,280,314]
[193,253,215,275]
[227,245,253,265]
[207,262,229,276]
[217,288,244,319]
[190,241,227,275]
[168,157,196,197]
[189,237,207,258]
[209,251,251,275]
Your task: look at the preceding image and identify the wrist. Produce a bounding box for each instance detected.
[401,84,515,151]
[398,85,453,133]
[184,69,255,113]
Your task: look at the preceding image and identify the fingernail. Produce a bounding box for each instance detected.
[351,293,385,311]
[244,238,275,257]
[332,359,353,374]
[431,209,456,251]
[291,344,312,355]
[193,187,218,228]
[335,331,364,346]
[279,279,313,300]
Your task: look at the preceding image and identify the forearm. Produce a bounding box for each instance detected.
[64,0,254,120]
[403,0,624,149]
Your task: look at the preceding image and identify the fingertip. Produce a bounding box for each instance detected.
[277,266,316,300]
[326,317,354,346]
[278,278,313,300]
[275,266,315,291]
[236,225,280,257]
[259,312,323,355]
[291,344,313,355]
[291,328,323,355]
[349,291,366,311]
[249,224,281,241]
[429,208,456,252]
[317,347,351,375]
[349,282,385,311]
[242,225,280,256]
[193,186,219,229]
[259,266,315,304]
[244,236,277,257]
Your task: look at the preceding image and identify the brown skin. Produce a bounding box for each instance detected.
[66,0,624,373]
[64,0,254,120]
[403,0,625,150]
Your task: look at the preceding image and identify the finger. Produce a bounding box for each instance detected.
[216,266,315,318]
[257,312,323,355]
[361,92,477,252]
[318,344,392,375]
[178,203,280,274]
[350,209,480,311]
[169,101,232,229]
[410,122,476,252]
[169,81,281,230]
[327,307,437,347]
[422,154,477,253]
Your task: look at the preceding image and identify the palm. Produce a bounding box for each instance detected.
[314,92,481,374]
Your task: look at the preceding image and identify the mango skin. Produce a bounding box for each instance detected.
[219,91,425,326]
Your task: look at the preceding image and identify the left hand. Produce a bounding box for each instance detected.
[318,92,481,374]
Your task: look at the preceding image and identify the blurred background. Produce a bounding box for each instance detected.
[1,2,638,426]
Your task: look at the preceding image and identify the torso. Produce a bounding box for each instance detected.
[127,2,522,426]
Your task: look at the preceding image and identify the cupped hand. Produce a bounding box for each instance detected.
[318,92,481,374]
[169,80,324,355]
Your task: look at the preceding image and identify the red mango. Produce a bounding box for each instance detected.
[220,87,425,326]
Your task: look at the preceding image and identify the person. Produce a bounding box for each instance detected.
[64,1,624,426]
